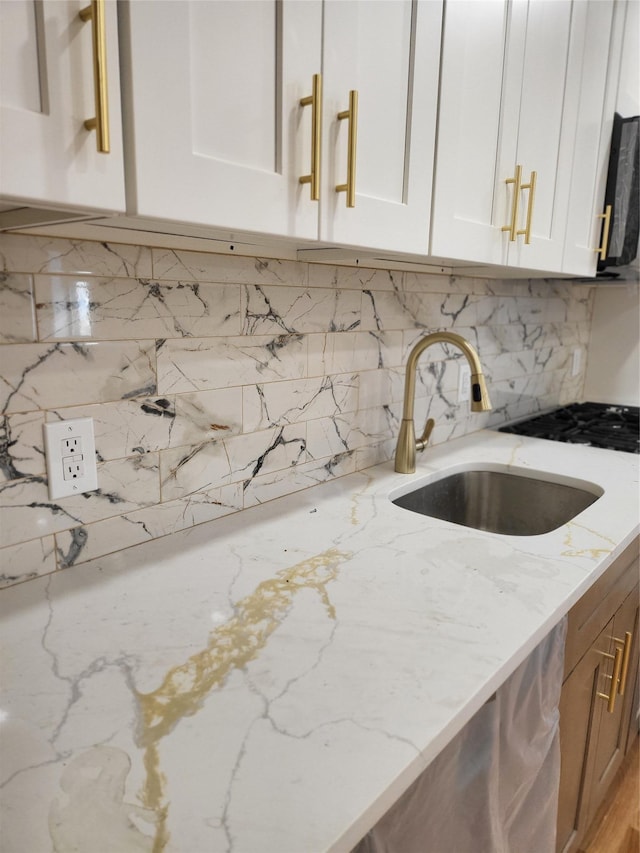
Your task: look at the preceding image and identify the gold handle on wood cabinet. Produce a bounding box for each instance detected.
[517,170,537,244]
[299,73,322,201]
[501,165,522,242]
[336,90,358,208]
[595,204,612,260]
[597,645,623,713]
[614,631,633,696]
[79,0,110,153]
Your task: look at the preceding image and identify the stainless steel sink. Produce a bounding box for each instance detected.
[391,467,602,536]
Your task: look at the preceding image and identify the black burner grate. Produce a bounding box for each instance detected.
[499,403,640,454]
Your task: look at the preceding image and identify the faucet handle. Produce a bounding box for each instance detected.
[416,418,435,452]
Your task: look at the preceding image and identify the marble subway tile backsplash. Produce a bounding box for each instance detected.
[1,340,156,412]
[0,233,593,587]
[34,275,243,340]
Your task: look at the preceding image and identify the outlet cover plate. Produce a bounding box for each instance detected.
[458,363,471,403]
[572,348,582,377]
[44,418,98,499]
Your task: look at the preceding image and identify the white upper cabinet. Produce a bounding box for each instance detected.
[0,0,125,213]
[429,0,510,266]
[0,0,622,273]
[563,0,623,277]
[319,0,442,253]
[121,0,442,254]
[501,0,574,272]
[120,0,322,241]
[431,0,587,274]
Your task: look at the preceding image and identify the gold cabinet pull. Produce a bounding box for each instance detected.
[501,165,522,242]
[79,0,110,153]
[595,204,612,260]
[614,631,633,696]
[299,73,322,201]
[597,645,623,713]
[517,170,537,244]
[336,90,358,208]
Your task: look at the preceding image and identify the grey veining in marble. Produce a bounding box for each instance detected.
[243,374,358,432]
[54,483,243,568]
[0,234,152,277]
[152,248,307,285]
[0,432,636,853]
[1,341,157,413]
[0,536,57,588]
[157,334,307,395]
[0,412,45,481]
[0,233,596,587]
[0,455,160,548]
[35,275,242,340]
[160,425,307,501]
[0,273,36,342]
[46,388,243,461]
[243,285,362,334]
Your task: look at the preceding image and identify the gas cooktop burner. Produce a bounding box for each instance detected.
[498,402,640,454]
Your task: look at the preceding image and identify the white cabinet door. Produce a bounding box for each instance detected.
[562,0,620,276]
[503,0,574,272]
[430,0,511,266]
[123,0,441,254]
[0,0,125,213]
[122,0,322,240]
[320,0,442,255]
[432,0,591,275]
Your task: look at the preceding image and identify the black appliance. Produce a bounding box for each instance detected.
[498,402,639,454]
[597,113,639,277]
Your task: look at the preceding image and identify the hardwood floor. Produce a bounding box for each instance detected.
[579,735,640,853]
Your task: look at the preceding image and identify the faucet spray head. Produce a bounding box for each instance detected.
[470,372,492,412]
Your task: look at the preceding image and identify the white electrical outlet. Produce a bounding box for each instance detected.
[572,348,582,377]
[44,418,98,499]
[458,363,471,403]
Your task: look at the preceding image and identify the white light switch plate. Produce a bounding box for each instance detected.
[44,418,98,499]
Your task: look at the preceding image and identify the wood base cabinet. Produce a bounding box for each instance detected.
[557,538,639,853]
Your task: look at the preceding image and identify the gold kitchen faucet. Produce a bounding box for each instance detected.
[394,332,492,473]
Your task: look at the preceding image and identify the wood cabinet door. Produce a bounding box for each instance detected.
[122,0,322,239]
[558,582,640,853]
[320,0,442,254]
[0,0,125,212]
[586,586,640,826]
[557,618,615,853]
[430,0,511,266]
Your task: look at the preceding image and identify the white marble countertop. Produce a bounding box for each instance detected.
[1,430,638,853]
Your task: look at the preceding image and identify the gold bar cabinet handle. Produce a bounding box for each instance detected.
[595,204,612,260]
[597,644,623,713]
[517,170,537,244]
[79,0,110,153]
[614,631,633,696]
[501,165,522,242]
[299,73,322,201]
[336,90,358,208]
